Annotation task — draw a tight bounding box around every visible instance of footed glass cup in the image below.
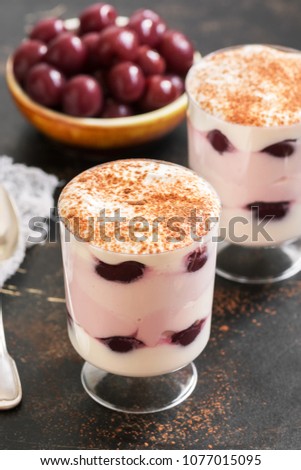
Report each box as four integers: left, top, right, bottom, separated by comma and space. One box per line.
58, 159, 220, 413
186, 45, 301, 284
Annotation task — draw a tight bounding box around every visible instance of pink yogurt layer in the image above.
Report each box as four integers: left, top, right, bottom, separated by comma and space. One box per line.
188, 122, 301, 208
64, 242, 216, 347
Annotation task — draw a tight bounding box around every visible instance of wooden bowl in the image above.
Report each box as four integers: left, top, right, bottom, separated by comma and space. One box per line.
6, 15, 190, 149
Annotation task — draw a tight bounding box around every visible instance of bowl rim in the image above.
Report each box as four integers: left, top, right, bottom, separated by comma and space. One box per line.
6, 55, 188, 130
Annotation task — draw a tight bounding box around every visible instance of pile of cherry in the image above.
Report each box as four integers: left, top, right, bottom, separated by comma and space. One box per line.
12, 3, 195, 118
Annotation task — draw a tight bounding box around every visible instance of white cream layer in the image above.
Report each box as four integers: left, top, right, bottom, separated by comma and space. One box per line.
68, 319, 211, 377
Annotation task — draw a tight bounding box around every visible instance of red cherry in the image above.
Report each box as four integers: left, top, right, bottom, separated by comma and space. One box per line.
13, 39, 47, 83
207, 130, 233, 154
246, 201, 291, 220
171, 319, 206, 346
95, 259, 146, 282
82, 32, 101, 71
100, 336, 144, 352
262, 140, 295, 157
186, 248, 208, 272
96, 26, 139, 66
25, 63, 65, 107
96, 26, 121, 66
136, 45, 166, 76
165, 74, 185, 95
102, 98, 134, 118
140, 75, 178, 111
79, 3, 117, 34
128, 8, 167, 47
62, 75, 103, 117
46, 32, 87, 75
108, 61, 145, 103
29, 17, 65, 44
159, 29, 194, 75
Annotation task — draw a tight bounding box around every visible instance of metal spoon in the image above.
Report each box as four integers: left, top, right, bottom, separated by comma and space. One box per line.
0, 185, 22, 409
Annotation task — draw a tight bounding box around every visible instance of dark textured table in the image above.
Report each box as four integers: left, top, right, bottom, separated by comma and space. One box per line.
1, 0, 301, 450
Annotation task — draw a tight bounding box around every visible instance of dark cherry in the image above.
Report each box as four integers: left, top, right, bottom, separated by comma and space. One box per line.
45, 32, 87, 75
13, 39, 47, 83
246, 201, 291, 220
93, 69, 110, 95
186, 247, 208, 272
95, 259, 146, 283
62, 75, 103, 117
79, 3, 117, 35
128, 8, 167, 47
115, 28, 139, 61
136, 45, 166, 76
102, 98, 134, 117
25, 63, 65, 107
100, 336, 144, 352
108, 61, 145, 103
159, 29, 194, 75
171, 319, 206, 346
29, 17, 65, 44
165, 74, 185, 95
207, 129, 233, 154
96, 25, 120, 66
82, 32, 101, 70
96, 26, 139, 66
139, 75, 178, 111
262, 140, 296, 158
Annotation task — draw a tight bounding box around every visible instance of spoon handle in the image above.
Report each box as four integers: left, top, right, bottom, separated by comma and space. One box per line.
0, 293, 22, 409
0, 293, 8, 357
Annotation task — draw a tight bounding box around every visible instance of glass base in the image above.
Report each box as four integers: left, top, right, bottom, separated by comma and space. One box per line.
216, 238, 301, 284
81, 361, 197, 414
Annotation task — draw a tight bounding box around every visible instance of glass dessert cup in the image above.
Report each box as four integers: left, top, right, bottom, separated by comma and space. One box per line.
186, 44, 301, 284
214, 239, 301, 284
58, 159, 220, 413
80, 362, 198, 414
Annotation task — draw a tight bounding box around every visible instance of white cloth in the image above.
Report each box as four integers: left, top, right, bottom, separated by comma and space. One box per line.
0, 156, 58, 287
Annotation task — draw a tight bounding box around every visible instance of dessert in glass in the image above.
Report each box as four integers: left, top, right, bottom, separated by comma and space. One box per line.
186, 45, 301, 283
58, 159, 220, 413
